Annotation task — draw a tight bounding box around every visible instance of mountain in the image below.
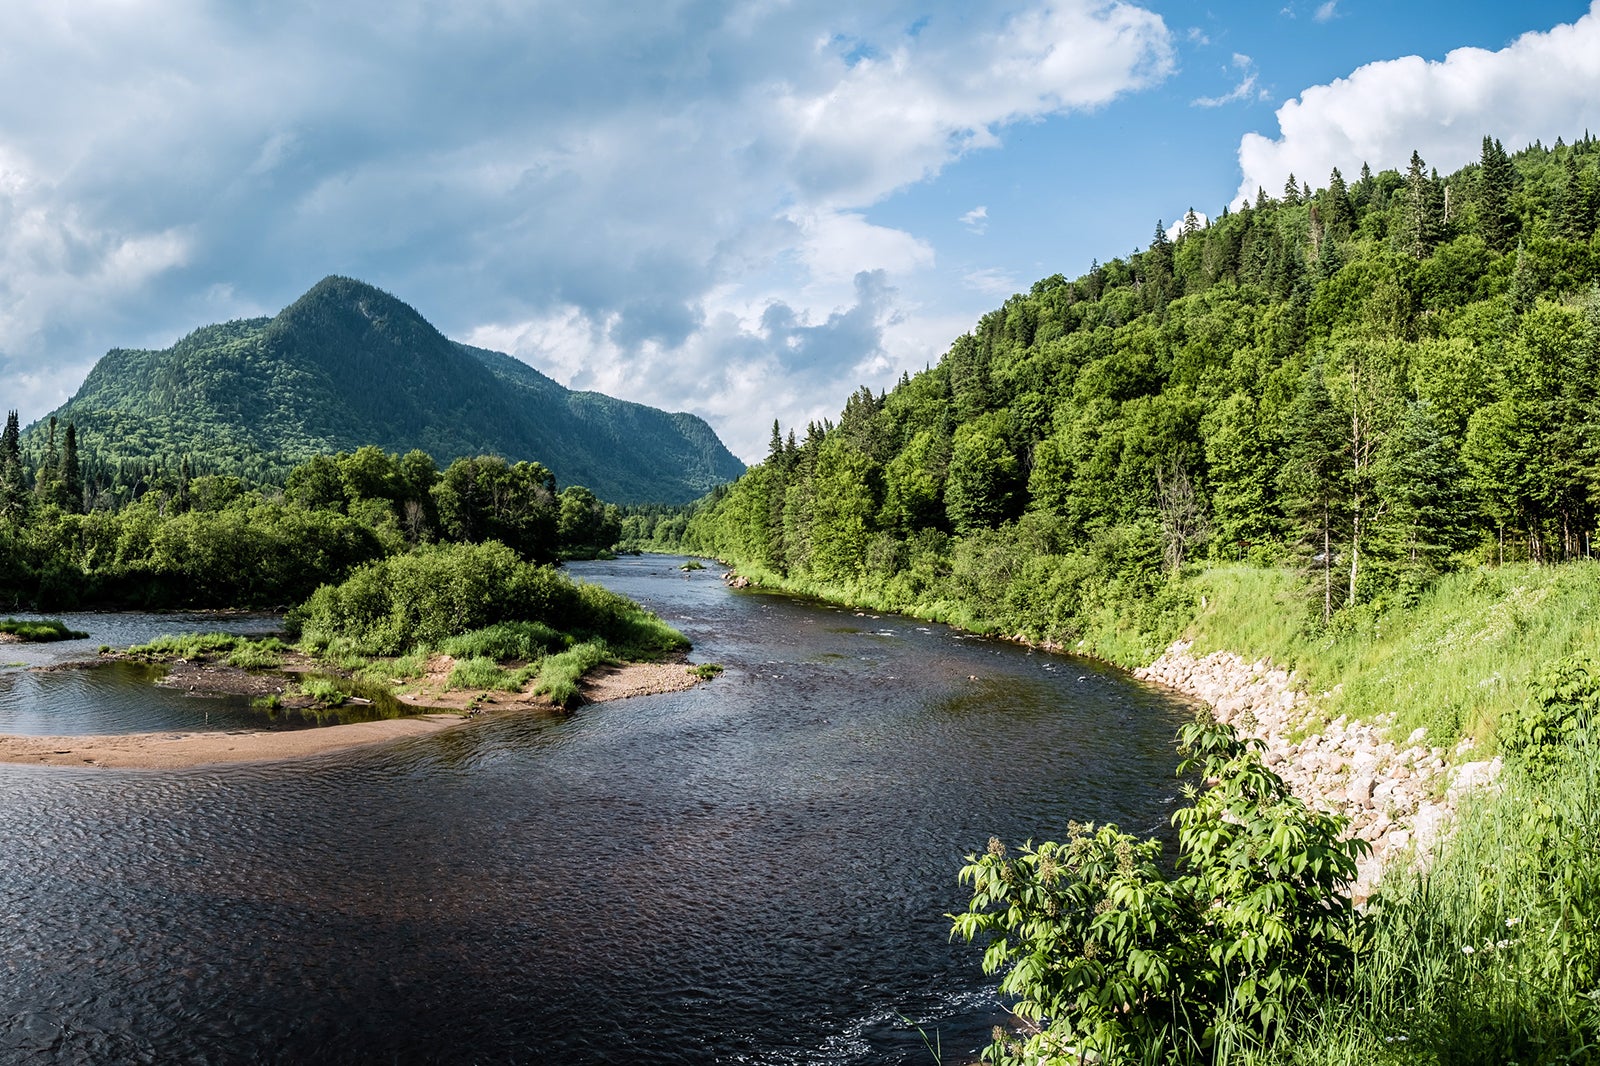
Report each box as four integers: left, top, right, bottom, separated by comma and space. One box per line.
34, 276, 745, 503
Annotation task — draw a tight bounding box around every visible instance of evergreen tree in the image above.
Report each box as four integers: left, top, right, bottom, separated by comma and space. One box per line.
1277, 363, 1349, 623
1477, 136, 1516, 250
1282, 174, 1302, 205
0, 410, 27, 521
62, 422, 82, 513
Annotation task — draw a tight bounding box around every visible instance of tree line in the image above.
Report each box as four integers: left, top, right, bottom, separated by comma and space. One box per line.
0, 429, 624, 610
677, 133, 1600, 638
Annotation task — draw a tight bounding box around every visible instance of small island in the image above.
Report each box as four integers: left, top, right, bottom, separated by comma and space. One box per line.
0, 542, 715, 769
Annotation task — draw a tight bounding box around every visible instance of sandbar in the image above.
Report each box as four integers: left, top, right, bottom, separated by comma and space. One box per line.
0, 659, 706, 770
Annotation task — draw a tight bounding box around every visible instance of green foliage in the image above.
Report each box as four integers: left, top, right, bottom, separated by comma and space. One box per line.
296, 675, 347, 707
1503, 656, 1599, 759
226, 638, 288, 669
0, 617, 88, 641
688, 662, 724, 679
294, 540, 686, 660
952, 719, 1368, 1064
676, 134, 1600, 645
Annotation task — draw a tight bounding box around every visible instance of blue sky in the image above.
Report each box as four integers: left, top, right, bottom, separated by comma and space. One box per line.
1, 1, 1597, 464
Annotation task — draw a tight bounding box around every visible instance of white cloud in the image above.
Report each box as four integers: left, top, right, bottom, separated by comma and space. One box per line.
959, 205, 989, 234
963, 268, 1020, 296
0, 0, 1177, 463
1314, 1, 1339, 23
1236, 2, 1600, 206
1192, 53, 1261, 108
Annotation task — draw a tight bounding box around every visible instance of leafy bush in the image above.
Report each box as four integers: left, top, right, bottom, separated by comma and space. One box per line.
1504, 657, 1599, 758
952, 718, 1368, 1063
295, 540, 686, 658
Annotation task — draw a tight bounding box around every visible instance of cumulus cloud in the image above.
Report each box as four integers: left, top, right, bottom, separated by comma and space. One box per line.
0, 0, 1176, 459
1235, 2, 1600, 206
959, 206, 989, 234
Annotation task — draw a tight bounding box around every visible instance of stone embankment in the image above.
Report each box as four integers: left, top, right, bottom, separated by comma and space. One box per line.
1135, 640, 1501, 901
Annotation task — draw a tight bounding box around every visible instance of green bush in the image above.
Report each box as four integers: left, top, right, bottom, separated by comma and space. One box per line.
294, 540, 686, 658
952, 718, 1368, 1063
0, 617, 88, 641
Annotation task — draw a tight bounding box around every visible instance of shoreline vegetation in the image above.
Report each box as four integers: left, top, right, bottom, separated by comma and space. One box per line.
0, 617, 89, 642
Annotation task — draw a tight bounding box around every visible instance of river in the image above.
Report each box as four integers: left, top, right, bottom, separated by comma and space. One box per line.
0, 556, 1192, 1064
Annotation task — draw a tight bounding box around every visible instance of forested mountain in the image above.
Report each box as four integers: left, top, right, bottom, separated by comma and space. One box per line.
683, 134, 1600, 639
25, 276, 744, 504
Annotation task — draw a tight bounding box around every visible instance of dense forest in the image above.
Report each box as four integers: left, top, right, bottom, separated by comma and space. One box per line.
680, 134, 1600, 644
20, 275, 744, 505
0, 421, 623, 610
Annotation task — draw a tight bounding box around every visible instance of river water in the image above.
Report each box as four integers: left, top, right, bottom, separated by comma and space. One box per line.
0, 556, 1192, 1064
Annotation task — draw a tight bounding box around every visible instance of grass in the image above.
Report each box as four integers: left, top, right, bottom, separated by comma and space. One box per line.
356, 648, 431, 685
438, 621, 568, 661
296, 675, 347, 707
531, 640, 611, 707
1277, 731, 1600, 1065
688, 662, 724, 680
1, 617, 89, 641
125, 632, 292, 669
1183, 562, 1600, 752
445, 655, 536, 692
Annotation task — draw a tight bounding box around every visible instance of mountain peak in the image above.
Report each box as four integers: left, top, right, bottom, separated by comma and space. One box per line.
36, 277, 745, 503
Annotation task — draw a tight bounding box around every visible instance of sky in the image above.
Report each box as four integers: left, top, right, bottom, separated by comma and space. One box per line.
2, 1, 1599, 464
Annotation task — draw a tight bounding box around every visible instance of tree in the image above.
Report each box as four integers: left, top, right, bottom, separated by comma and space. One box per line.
1155, 462, 1209, 572
61, 423, 82, 513
945, 416, 1019, 534
0, 410, 27, 522
1477, 135, 1516, 250
1277, 363, 1349, 622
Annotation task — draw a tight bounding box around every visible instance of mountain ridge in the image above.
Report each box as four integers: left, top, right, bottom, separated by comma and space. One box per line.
33, 276, 744, 504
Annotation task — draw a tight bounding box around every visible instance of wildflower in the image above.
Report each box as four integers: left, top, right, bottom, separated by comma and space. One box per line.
1462, 945, 1475, 955
1505, 916, 1521, 928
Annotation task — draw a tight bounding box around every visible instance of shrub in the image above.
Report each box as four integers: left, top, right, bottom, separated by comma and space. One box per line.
952, 718, 1368, 1063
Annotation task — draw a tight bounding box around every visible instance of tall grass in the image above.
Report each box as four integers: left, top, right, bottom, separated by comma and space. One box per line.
1280, 735, 1600, 1064
530, 640, 611, 707
1186, 562, 1600, 751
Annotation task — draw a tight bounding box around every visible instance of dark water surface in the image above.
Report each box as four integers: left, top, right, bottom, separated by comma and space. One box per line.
0, 557, 1192, 1064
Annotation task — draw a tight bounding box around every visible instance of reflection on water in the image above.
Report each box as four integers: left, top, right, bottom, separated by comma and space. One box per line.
0, 557, 1193, 1064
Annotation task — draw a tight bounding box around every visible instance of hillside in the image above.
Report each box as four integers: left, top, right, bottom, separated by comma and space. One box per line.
31, 276, 744, 504
682, 133, 1600, 649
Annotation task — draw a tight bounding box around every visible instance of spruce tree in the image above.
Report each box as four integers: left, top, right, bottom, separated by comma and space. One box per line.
1478, 136, 1516, 250
0, 410, 26, 521
1277, 363, 1349, 623
62, 422, 82, 513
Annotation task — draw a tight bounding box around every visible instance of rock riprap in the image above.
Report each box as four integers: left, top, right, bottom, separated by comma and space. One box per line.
1135, 640, 1500, 902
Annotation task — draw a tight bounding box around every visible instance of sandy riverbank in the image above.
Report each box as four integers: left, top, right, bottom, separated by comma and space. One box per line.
0, 659, 706, 770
